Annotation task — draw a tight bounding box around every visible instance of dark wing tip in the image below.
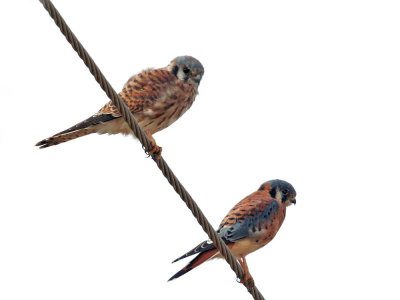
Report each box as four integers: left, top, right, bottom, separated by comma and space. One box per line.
35, 140, 45, 147
171, 254, 189, 265
171, 240, 215, 264
35, 139, 50, 149
35, 139, 57, 149
171, 257, 180, 264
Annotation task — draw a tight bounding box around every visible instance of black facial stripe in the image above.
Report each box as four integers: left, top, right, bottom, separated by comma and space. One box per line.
269, 188, 276, 198
282, 194, 288, 202
172, 65, 179, 77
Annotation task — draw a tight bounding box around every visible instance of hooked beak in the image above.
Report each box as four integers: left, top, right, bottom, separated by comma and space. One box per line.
291, 198, 296, 205
194, 74, 202, 84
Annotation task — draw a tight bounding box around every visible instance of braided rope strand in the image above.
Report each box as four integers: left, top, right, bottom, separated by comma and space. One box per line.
38, 1, 265, 299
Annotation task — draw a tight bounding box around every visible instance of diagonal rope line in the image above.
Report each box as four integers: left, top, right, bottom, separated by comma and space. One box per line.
37, 1, 265, 299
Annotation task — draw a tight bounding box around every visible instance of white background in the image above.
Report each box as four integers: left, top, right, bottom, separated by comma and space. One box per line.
1, 1, 399, 299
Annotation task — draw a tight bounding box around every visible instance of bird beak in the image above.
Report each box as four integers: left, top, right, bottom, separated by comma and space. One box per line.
291, 198, 296, 205
194, 74, 202, 84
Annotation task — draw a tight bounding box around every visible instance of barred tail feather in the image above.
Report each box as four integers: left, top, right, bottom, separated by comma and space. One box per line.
35, 127, 98, 148
168, 249, 219, 281
35, 114, 117, 148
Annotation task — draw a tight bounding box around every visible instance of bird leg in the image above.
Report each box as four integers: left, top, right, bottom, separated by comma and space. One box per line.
238, 255, 254, 288
144, 130, 162, 159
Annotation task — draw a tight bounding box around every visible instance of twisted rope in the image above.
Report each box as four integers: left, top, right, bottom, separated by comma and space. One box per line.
38, 1, 265, 299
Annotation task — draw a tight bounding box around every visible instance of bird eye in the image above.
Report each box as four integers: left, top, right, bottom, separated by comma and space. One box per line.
183, 67, 190, 74
282, 189, 289, 195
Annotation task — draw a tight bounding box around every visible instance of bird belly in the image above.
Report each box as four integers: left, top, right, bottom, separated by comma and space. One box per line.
215, 225, 278, 259
96, 118, 132, 135
229, 238, 268, 257
136, 102, 189, 134
214, 238, 266, 260
95, 99, 191, 137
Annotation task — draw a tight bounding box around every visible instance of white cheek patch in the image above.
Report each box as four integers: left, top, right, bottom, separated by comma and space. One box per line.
275, 190, 283, 202
177, 69, 185, 81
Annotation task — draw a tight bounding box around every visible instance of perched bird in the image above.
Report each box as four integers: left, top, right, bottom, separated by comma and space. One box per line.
35, 56, 204, 157
169, 179, 296, 286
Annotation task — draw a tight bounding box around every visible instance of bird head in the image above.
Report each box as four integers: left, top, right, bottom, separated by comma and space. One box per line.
259, 179, 297, 207
168, 56, 204, 88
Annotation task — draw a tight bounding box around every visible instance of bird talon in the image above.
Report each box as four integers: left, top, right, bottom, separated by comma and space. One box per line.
246, 276, 255, 288
147, 144, 162, 159
239, 274, 255, 288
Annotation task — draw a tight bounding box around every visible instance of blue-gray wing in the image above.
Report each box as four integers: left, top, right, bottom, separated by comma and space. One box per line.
171, 200, 280, 264
217, 200, 279, 242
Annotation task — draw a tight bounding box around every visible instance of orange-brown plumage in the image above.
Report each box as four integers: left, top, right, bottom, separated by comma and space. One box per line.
35, 56, 204, 156
169, 179, 296, 285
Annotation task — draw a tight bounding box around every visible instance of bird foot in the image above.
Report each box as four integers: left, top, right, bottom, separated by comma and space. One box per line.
144, 130, 162, 159
239, 274, 254, 288
147, 142, 162, 159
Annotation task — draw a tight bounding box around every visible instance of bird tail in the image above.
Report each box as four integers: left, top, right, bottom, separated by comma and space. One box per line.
35, 114, 118, 149
168, 248, 220, 281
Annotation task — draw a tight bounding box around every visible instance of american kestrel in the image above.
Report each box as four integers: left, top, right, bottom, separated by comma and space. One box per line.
169, 179, 296, 286
35, 56, 204, 157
